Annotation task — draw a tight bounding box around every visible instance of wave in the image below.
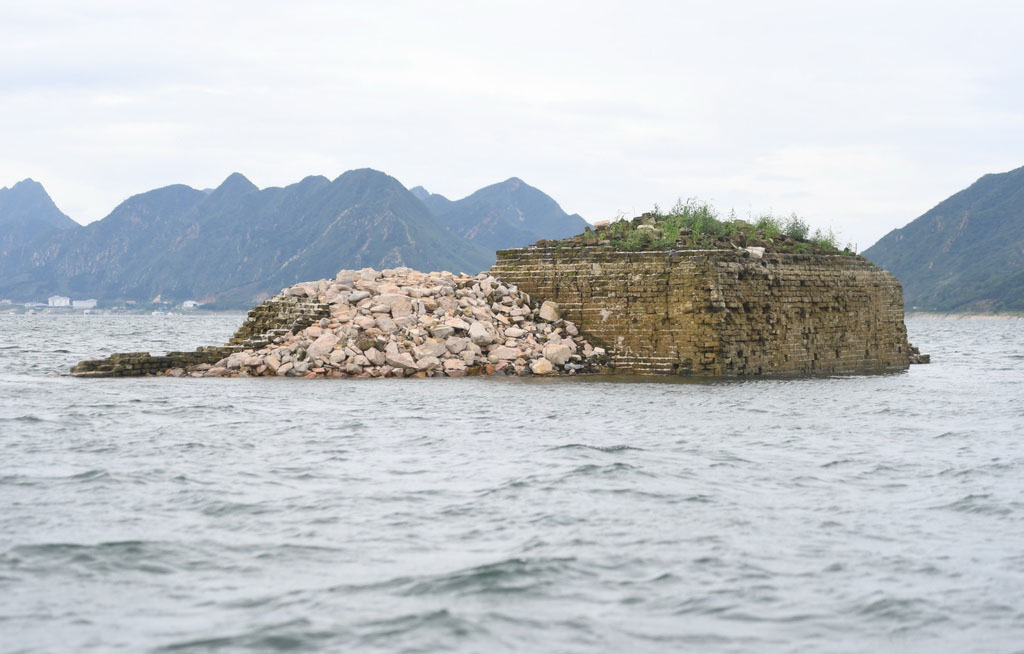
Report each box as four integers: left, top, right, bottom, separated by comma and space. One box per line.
935, 493, 1014, 516
549, 443, 646, 452
156, 618, 336, 652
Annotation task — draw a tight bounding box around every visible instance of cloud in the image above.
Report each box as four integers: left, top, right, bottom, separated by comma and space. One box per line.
0, 0, 1022, 250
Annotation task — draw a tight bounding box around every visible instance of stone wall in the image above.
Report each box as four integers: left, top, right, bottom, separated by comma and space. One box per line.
490, 245, 909, 376
71, 296, 330, 377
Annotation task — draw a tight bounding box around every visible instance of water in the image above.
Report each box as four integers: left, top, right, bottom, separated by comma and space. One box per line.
1, 314, 1023, 653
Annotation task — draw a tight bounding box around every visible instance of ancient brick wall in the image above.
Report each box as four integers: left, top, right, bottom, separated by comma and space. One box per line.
491, 245, 909, 376
71, 296, 330, 377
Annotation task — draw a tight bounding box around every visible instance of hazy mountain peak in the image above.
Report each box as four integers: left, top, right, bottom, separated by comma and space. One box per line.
10, 178, 45, 193
298, 174, 330, 186
409, 185, 430, 200
0, 178, 78, 232
214, 172, 258, 195
334, 168, 392, 184
429, 176, 587, 250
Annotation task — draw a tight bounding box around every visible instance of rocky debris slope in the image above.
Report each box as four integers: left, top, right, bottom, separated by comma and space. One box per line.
185, 268, 608, 378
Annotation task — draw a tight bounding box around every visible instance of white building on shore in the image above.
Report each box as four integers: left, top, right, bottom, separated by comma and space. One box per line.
181, 300, 201, 309
73, 299, 98, 310
48, 295, 70, 307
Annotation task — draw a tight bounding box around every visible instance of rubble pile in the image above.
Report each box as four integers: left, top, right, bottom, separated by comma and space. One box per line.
188, 268, 608, 379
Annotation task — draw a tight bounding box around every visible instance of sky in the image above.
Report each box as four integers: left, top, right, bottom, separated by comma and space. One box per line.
1, 0, 1023, 250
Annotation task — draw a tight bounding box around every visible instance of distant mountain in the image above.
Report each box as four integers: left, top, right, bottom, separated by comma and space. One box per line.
415, 178, 589, 252
0, 170, 495, 307
409, 186, 454, 216
863, 165, 1024, 312
0, 179, 79, 255
1, 170, 588, 308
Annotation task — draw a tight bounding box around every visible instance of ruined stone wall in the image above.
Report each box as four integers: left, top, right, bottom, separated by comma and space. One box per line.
490, 245, 909, 376
71, 296, 330, 377
226, 295, 330, 350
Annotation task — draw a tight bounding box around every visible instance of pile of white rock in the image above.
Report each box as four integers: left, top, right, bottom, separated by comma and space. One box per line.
199, 267, 608, 378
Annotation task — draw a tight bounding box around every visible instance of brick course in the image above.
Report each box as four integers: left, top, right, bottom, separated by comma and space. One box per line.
490, 245, 909, 376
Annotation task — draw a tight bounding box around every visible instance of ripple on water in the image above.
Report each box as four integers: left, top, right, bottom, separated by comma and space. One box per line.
1, 314, 1024, 653
548, 443, 646, 452
155, 618, 339, 653
936, 493, 1015, 516
400, 557, 583, 597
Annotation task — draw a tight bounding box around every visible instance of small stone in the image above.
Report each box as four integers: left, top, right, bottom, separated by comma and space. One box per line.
446, 337, 470, 354
445, 317, 471, 331
414, 339, 447, 360
443, 359, 466, 372
344, 361, 363, 375
491, 345, 522, 360
416, 356, 441, 371
386, 350, 417, 370
430, 326, 455, 339
376, 315, 398, 333
354, 316, 376, 330
365, 347, 386, 366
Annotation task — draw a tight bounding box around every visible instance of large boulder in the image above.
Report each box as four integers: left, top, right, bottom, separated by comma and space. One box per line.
468, 322, 493, 346
307, 333, 339, 361
530, 358, 554, 375
543, 343, 572, 366
414, 340, 447, 360
539, 300, 560, 322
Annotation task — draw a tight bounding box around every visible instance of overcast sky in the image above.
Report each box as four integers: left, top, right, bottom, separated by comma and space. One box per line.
2, 0, 1022, 249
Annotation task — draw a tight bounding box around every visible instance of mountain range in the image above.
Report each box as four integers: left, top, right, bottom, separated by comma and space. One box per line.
0, 170, 589, 308
863, 165, 1024, 312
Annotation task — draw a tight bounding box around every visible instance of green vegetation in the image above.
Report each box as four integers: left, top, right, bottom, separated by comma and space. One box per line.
572, 199, 854, 256
862, 165, 1024, 312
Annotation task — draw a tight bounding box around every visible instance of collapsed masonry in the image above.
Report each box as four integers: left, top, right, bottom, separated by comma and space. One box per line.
72, 241, 920, 379
71, 269, 605, 378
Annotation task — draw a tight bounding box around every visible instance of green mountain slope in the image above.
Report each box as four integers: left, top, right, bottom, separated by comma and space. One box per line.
862, 166, 1024, 312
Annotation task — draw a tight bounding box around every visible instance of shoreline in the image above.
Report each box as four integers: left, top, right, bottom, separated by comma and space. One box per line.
907, 312, 1024, 320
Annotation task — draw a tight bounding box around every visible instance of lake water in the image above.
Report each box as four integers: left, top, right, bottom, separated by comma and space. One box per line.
1, 314, 1022, 653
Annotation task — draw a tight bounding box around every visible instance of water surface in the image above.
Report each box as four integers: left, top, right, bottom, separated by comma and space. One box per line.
1, 314, 1022, 653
